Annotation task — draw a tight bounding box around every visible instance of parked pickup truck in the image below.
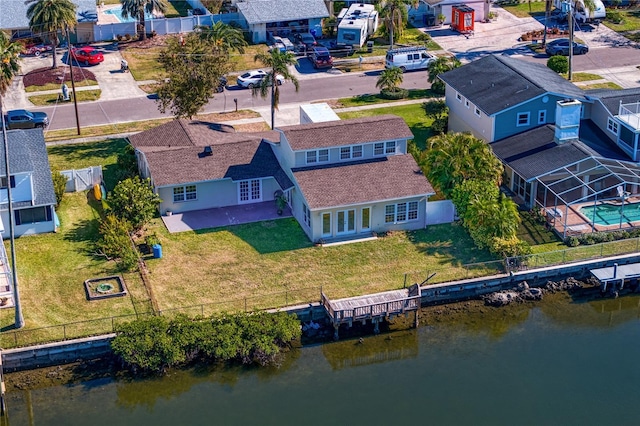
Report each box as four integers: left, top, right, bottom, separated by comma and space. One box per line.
1, 109, 49, 129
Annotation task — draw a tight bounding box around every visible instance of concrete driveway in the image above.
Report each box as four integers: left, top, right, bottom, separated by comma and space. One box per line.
6, 42, 147, 110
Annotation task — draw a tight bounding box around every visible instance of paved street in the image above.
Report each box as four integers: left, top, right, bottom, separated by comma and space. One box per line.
6, 4, 640, 131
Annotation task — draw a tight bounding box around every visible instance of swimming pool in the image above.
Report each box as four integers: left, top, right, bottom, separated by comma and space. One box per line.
104, 7, 156, 23
579, 202, 640, 226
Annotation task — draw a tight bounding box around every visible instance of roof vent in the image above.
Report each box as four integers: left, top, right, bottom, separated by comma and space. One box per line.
203, 146, 213, 156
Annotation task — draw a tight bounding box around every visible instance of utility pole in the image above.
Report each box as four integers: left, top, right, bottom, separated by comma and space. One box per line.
0, 102, 24, 330
568, 1, 573, 81
66, 28, 81, 135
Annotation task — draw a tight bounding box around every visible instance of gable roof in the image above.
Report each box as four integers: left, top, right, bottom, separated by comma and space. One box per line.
129, 120, 293, 189
292, 154, 434, 209
236, 0, 329, 25
0, 0, 97, 30
1, 128, 56, 207
279, 115, 414, 151
490, 125, 594, 181
585, 87, 640, 116
439, 55, 586, 116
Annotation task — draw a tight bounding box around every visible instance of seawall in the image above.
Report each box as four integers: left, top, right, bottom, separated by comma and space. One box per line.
3, 252, 639, 372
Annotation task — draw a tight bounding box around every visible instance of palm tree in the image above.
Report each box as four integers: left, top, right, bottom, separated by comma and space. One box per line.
26, 0, 77, 69
253, 49, 299, 129
0, 30, 25, 329
120, 0, 168, 41
195, 21, 247, 54
381, 0, 417, 49
422, 132, 502, 197
427, 55, 461, 94
376, 66, 403, 92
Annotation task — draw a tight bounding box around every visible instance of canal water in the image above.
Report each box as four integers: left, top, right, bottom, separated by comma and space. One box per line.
4, 293, 640, 426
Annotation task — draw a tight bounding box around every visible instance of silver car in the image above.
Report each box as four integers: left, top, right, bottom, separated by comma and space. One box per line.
236, 70, 285, 89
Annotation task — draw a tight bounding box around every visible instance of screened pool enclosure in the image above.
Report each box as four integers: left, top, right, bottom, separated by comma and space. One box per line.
518, 157, 640, 238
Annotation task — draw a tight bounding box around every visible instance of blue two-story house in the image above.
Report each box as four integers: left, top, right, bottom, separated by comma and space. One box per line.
439, 54, 587, 142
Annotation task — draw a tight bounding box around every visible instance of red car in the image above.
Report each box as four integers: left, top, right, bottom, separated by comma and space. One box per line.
70, 46, 104, 66
21, 43, 52, 56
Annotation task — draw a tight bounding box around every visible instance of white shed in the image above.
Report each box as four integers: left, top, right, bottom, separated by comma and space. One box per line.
299, 103, 341, 124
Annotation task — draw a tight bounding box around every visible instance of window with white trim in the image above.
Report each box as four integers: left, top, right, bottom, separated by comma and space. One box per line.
384, 201, 419, 223
465, 100, 470, 108
517, 112, 530, 127
340, 145, 364, 160
374, 141, 397, 156
239, 179, 261, 203
456, 93, 462, 102
538, 110, 546, 124
475, 107, 481, 117
607, 118, 619, 134
173, 184, 197, 202
303, 204, 311, 226
306, 149, 329, 164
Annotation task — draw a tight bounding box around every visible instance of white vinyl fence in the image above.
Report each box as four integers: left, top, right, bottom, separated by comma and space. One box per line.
60, 166, 103, 193
93, 13, 241, 41
425, 199, 456, 225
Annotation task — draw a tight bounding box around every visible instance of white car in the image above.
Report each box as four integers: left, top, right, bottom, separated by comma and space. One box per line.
236, 70, 285, 89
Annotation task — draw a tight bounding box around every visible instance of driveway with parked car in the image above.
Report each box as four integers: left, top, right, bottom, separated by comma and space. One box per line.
70, 46, 105, 66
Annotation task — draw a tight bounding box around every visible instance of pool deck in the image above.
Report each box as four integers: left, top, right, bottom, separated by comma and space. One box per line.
97, 4, 165, 24
544, 199, 640, 237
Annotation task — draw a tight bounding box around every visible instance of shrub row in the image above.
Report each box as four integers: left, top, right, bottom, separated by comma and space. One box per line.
111, 312, 302, 374
564, 228, 640, 247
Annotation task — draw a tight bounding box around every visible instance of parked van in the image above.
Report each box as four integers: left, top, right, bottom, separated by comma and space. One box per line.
385, 47, 435, 72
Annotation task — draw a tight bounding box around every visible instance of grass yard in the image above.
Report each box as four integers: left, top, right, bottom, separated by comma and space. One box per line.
578, 82, 623, 90
337, 89, 436, 108
603, 8, 640, 33
24, 80, 98, 93
0, 192, 150, 338
142, 219, 494, 312
28, 89, 102, 106
498, 1, 547, 18
121, 46, 166, 82
338, 103, 434, 150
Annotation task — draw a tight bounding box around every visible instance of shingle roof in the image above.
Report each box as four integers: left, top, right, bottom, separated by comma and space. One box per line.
439, 55, 586, 116
585, 87, 640, 116
279, 115, 414, 151
1, 128, 56, 207
292, 154, 434, 209
0, 0, 97, 30
129, 120, 292, 189
490, 125, 593, 180
236, 0, 329, 25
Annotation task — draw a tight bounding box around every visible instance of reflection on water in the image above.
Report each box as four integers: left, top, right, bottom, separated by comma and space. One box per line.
4, 293, 640, 426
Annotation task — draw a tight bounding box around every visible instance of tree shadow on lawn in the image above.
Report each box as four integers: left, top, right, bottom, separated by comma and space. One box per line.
195, 218, 312, 255
406, 223, 494, 266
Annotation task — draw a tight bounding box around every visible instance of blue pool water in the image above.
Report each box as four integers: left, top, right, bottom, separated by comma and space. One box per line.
579, 202, 640, 226
104, 7, 156, 23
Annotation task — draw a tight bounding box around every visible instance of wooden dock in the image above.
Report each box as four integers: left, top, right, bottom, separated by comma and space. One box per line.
321, 284, 421, 340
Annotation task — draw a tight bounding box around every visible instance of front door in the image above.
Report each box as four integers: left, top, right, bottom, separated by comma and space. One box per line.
337, 209, 355, 235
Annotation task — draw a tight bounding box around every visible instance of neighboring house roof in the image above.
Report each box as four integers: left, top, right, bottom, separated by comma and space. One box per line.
0, 0, 97, 30
292, 155, 434, 209
585, 87, 640, 116
1, 128, 56, 207
129, 119, 293, 189
439, 55, 586, 116
279, 115, 414, 151
236, 0, 329, 25
490, 125, 594, 181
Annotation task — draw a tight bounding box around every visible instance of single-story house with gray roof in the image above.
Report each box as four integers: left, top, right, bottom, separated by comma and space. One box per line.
1, 0, 96, 44
440, 54, 588, 142
0, 128, 57, 239
129, 115, 436, 242
129, 120, 293, 218
236, 0, 329, 43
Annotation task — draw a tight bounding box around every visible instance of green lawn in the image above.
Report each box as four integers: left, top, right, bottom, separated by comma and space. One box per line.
338, 89, 437, 108
28, 89, 101, 106
498, 1, 547, 18
338, 103, 434, 150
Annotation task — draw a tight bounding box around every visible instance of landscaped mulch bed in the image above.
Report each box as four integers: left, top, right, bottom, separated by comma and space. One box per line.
23, 66, 96, 88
